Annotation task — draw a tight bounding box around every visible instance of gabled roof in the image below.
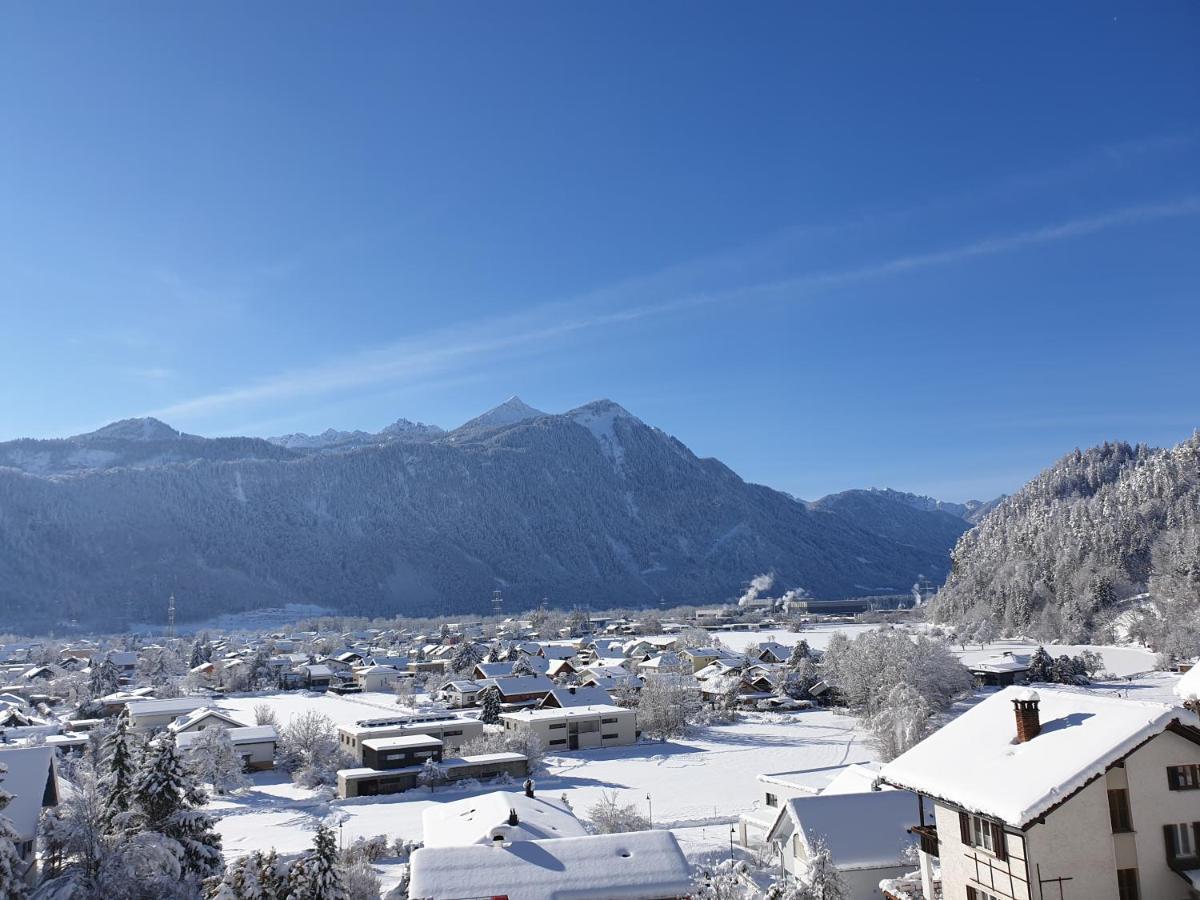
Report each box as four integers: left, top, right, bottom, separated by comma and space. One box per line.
767, 789, 916, 870
176, 724, 278, 750
168, 707, 246, 733
540, 686, 613, 708
881, 685, 1200, 827
421, 790, 588, 847
409, 830, 692, 900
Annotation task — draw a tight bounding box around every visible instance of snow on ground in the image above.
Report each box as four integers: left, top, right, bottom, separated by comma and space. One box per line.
217, 690, 410, 728
948, 638, 1157, 677
672, 623, 880, 654
206, 708, 875, 869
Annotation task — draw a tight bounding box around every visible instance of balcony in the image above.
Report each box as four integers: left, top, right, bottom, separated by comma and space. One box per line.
910, 823, 940, 857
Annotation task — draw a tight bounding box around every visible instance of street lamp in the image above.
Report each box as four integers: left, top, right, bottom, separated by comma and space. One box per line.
645, 793, 652, 827
729, 825, 736, 864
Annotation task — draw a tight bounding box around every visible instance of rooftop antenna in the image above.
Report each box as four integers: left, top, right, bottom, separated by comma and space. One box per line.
492, 590, 503, 618
166, 593, 176, 639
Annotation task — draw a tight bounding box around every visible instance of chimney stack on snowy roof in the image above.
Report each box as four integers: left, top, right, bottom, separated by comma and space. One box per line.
1013, 689, 1041, 743
524, 777, 535, 798
507, 808, 519, 827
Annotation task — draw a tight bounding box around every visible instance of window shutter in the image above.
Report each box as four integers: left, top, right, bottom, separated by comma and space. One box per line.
959, 811, 972, 844
966, 888, 978, 900
992, 822, 1008, 860
1168, 767, 1180, 790
1164, 824, 1178, 860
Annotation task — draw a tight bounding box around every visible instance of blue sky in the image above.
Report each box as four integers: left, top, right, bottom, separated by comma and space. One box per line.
2, 2, 1198, 502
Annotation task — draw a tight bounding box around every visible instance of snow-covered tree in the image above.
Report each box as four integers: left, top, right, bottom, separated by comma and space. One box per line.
450, 642, 481, 675
337, 858, 380, 900
131, 734, 224, 885
785, 641, 811, 668
0, 760, 28, 900
868, 682, 932, 762
510, 655, 536, 678
100, 718, 138, 830
186, 727, 249, 796
279, 711, 348, 788
586, 791, 649, 834
89, 657, 121, 698
478, 685, 502, 725
287, 824, 345, 900
636, 670, 701, 741
795, 838, 846, 900
416, 758, 447, 788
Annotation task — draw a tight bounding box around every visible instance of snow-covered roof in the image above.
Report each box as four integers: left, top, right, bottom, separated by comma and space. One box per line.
768, 789, 916, 870
408, 830, 692, 900
1176, 665, 1200, 703
541, 686, 613, 708
479, 675, 555, 697
0, 746, 56, 840
968, 653, 1031, 674
821, 763, 886, 795
124, 697, 211, 719
361, 734, 443, 752
421, 790, 588, 847
168, 707, 245, 733
502, 704, 630, 723
881, 685, 1199, 827
176, 724, 277, 750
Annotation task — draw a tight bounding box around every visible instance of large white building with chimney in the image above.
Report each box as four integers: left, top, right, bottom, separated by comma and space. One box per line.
882, 686, 1200, 900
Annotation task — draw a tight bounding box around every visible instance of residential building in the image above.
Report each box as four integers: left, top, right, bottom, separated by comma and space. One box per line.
407, 829, 693, 900
123, 697, 212, 732
765, 790, 916, 900
882, 686, 1200, 900
501, 704, 636, 751
336, 712, 483, 755
421, 787, 588, 847
176, 725, 278, 771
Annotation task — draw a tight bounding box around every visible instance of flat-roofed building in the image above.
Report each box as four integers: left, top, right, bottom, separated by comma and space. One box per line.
501, 704, 636, 752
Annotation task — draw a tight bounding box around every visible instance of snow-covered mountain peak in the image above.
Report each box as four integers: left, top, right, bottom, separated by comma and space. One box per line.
568, 400, 639, 469
460, 396, 546, 430
76, 417, 182, 443
379, 418, 445, 438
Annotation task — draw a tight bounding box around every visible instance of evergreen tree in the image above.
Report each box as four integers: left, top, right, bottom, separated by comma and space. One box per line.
511, 655, 536, 678
478, 685, 502, 725
1026, 646, 1055, 682
485, 644, 501, 664
797, 838, 847, 900
0, 762, 28, 900
287, 824, 345, 900
450, 642, 481, 675
786, 641, 811, 668
101, 717, 138, 830
132, 734, 224, 884
89, 657, 121, 698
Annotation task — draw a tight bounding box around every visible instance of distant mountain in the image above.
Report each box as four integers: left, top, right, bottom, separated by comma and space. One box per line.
931, 433, 1200, 640
810, 490, 973, 554
848, 488, 1004, 524
0, 417, 297, 476
0, 398, 969, 632
450, 396, 546, 438
269, 418, 444, 452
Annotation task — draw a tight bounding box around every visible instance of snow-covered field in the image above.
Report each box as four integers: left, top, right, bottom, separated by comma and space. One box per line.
205, 706, 875, 886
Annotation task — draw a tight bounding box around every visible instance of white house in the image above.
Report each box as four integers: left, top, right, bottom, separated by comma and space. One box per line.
354, 664, 408, 692
176, 724, 278, 771
407, 829, 693, 900
501, 704, 637, 751
882, 686, 1200, 900
167, 707, 246, 734
765, 789, 917, 900
124, 697, 212, 732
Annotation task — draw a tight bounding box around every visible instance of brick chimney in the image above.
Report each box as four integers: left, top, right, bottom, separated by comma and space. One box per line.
507, 808, 519, 826
524, 777, 535, 799
1013, 689, 1041, 743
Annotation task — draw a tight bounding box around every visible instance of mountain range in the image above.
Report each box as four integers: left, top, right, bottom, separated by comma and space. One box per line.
0, 398, 983, 632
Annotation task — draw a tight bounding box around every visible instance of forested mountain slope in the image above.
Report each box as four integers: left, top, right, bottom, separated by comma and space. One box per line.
0, 400, 963, 632
931, 433, 1200, 641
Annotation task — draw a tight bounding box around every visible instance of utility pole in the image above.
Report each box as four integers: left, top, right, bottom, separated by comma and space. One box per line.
166, 593, 176, 639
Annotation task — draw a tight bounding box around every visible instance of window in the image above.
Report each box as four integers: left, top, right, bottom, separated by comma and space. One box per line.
602, 732, 619, 739
959, 812, 1007, 860
549, 739, 566, 746
966, 889, 1001, 900
765, 792, 778, 808
1107, 788, 1133, 833
549, 723, 566, 730
1166, 822, 1196, 859
576, 720, 599, 733
601, 717, 618, 724
1168, 764, 1200, 790
1116, 868, 1140, 900
444, 729, 462, 737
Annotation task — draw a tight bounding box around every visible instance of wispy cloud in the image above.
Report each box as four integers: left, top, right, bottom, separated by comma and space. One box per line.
147, 195, 1200, 427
